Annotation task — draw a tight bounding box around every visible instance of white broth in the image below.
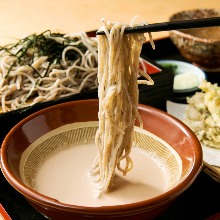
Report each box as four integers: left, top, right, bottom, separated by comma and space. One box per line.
34, 143, 168, 207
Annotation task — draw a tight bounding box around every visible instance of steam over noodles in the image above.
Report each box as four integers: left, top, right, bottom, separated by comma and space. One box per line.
90, 18, 154, 195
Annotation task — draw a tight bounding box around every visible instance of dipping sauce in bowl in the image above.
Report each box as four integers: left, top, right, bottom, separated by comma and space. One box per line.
19, 121, 182, 207
1, 99, 202, 220
31, 143, 174, 206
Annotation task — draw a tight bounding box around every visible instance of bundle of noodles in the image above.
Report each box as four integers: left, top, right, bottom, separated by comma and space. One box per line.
90, 18, 154, 195
0, 31, 98, 113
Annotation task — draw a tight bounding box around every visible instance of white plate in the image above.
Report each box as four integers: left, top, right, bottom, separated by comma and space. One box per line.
166, 100, 220, 167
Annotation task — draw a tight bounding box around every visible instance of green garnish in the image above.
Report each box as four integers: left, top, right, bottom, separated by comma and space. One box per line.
160, 64, 177, 74
0, 30, 87, 77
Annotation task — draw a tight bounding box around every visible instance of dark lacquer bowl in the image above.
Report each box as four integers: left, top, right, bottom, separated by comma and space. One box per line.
0, 99, 202, 220
169, 9, 220, 72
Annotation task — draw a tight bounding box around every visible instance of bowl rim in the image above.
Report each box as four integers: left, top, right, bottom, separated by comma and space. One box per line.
169, 8, 220, 43
0, 99, 203, 214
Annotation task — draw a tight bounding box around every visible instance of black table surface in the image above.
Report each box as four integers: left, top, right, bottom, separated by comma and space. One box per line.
1, 37, 220, 220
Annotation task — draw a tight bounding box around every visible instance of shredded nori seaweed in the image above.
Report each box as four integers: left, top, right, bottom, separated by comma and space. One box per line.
0, 30, 87, 77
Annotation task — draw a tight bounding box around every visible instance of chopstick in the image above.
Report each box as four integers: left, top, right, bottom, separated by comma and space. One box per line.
96, 17, 220, 35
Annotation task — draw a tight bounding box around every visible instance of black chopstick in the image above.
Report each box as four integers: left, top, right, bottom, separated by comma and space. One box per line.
96, 17, 220, 35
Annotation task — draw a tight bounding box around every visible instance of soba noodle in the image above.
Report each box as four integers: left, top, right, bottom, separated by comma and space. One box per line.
90, 18, 154, 195
0, 31, 98, 113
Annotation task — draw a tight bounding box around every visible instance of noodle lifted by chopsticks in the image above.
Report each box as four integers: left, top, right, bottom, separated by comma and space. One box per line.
90, 18, 154, 195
